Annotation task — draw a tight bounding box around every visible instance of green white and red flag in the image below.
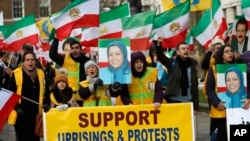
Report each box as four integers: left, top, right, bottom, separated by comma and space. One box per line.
0, 88, 21, 131
152, 1, 190, 48
192, 0, 228, 49
50, 0, 99, 41
70, 28, 82, 39
80, 3, 130, 47
80, 27, 99, 47
186, 31, 194, 51
99, 3, 130, 39
242, 0, 250, 30
121, 10, 155, 51
3, 15, 39, 52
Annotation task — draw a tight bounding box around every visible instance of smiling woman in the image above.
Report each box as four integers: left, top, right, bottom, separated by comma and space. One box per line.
217, 67, 247, 108
99, 40, 131, 84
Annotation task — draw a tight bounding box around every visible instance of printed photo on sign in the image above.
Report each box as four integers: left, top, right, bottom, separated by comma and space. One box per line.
98, 38, 131, 84
216, 64, 247, 108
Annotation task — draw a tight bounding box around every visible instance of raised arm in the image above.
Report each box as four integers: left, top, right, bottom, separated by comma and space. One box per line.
155, 40, 173, 71
49, 38, 65, 66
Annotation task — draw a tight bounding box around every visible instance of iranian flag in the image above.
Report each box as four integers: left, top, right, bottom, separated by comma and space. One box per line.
32, 40, 52, 67
100, 3, 130, 39
3, 15, 39, 52
192, 0, 228, 49
242, 0, 250, 30
0, 88, 20, 131
216, 64, 247, 93
122, 10, 155, 51
152, 1, 190, 48
80, 3, 130, 48
70, 28, 82, 39
186, 31, 194, 51
50, 0, 99, 41
80, 27, 99, 47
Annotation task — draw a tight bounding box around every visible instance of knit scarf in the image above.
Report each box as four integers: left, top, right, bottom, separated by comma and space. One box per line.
22, 67, 38, 82
86, 76, 98, 84
176, 56, 191, 96
53, 87, 73, 104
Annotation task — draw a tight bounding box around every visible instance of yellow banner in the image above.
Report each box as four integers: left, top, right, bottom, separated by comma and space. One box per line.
36, 17, 54, 39
44, 103, 194, 141
161, 0, 211, 12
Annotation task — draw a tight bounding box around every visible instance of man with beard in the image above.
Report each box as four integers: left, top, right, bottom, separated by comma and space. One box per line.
49, 37, 89, 106
155, 38, 199, 115
231, 18, 249, 61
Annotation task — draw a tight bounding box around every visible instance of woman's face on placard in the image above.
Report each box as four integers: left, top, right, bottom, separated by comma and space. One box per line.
108, 45, 124, 69
225, 71, 240, 94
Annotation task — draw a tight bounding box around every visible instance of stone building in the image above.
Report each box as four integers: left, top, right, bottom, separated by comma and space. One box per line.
0, 0, 134, 25
0, 0, 71, 24
0, 0, 243, 25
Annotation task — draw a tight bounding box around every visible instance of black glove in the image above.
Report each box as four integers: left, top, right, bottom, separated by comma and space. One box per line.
43, 104, 50, 113
44, 62, 55, 79
93, 78, 103, 90
14, 105, 24, 115
111, 82, 122, 92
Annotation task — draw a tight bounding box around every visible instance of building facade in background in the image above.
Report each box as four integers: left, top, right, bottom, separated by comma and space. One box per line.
0, 0, 70, 24
0, 0, 243, 27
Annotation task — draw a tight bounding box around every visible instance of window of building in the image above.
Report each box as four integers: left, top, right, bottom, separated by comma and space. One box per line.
12, 0, 24, 18
39, 0, 51, 17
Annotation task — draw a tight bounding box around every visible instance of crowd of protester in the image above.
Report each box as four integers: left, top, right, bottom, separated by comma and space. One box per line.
1, 17, 250, 141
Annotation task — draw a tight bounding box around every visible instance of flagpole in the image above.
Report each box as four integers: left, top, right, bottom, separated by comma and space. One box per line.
210, 0, 213, 43
7, 52, 13, 67
1, 87, 44, 107
21, 96, 44, 107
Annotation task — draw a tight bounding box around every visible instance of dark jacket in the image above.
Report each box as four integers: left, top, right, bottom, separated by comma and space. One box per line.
205, 67, 221, 107
147, 43, 157, 67
51, 87, 74, 107
0, 63, 10, 88
8, 69, 50, 123
231, 37, 248, 53
156, 44, 199, 111
201, 51, 213, 70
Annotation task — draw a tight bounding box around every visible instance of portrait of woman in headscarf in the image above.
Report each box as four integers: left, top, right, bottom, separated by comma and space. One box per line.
217, 67, 247, 108
99, 40, 131, 84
